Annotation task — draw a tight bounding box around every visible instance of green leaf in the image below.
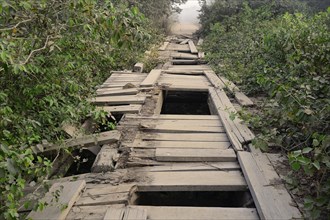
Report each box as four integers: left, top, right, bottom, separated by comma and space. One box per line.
291, 161, 301, 171
6, 158, 18, 175
302, 147, 313, 154
312, 161, 320, 170
312, 139, 320, 147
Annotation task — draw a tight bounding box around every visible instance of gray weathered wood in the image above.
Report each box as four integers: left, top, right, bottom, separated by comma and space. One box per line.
171, 59, 198, 65
133, 63, 144, 73
198, 51, 205, 59
103, 207, 125, 220
140, 69, 162, 87
159, 42, 169, 51
124, 207, 147, 220
139, 123, 225, 133
171, 52, 198, 59
137, 171, 247, 191
188, 40, 198, 54
238, 151, 300, 220
96, 88, 138, 96
179, 39, 190, 45
163, 70, 204, 75
128, 206, 258, 220
136, 132, 229, 142
90, 95, 146, 105
235, 92, 254, 106
44, 130, 121, 152
197, 38, 204, 46
127, 140, 231, 149
124, 114, 219, 120
27, 180, 86, 220
92, 144, 118, 173
204, 70, 225, 89
97, 105, 142, 114
155, 148, 236, 162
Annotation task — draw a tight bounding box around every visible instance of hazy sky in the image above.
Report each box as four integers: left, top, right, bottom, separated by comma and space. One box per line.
177, 0, 201, 24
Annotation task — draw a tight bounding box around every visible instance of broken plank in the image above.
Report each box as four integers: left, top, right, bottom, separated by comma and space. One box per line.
124, 114, 219, 120
129, 206, 258, 220
219, 76, 240, 93
188, 40, 198, 54
132, 162, 240, 172
171, 52, 198, 59
96, 88, 139, 96
90, 95, 146, 105
140, 69, 162, 87
159, 42, 169, 51
97, 105, 142, 114
238, 151, 300, 220
133, 63, 144, 73
137, 171, 247, 191
204, 70, 225, 89
136, 132, 229, 142
91, 144, 118, 173
235, 91, 254, 106
127, 140, 231, 150
27, 180, 86, 220
139, 123, 225, 133
179, 39, 190, 45
44, 130, 121, 152
155, 148, 236, 162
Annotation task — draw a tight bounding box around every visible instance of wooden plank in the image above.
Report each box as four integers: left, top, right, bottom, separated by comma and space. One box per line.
137, 171, 247, 191
97, 105, 142, 114
122, 118, 223, 127
133, 62, 144, 73
132, 162, 240, 172
140, 69, 162, 87
160, 84, 210, 92
171, 52, 198, 59
139, 123, 225, 133
188, 40, 198, 54
90, 95, 146, 105
154, 90, 163, 115
97, 88, 138, 96
136, 132, 229, 142
159, 41, 169, 51
27, 180, 86, 220
67, 205, 124, 220
198, 51, 205, 59
127, 140, 231, 149
44, 131, 121, 152
167, 65, 210, 70
179, 39, 190, 45
128, 206, 258, 220
163, 70, 204, 75
235, 91, 254, 106
204, 70, 225, 89
103, 207, 125, 220
238, 151, 300, 220
219, 76, 240, 93
209, 88, 243, 151
75, 192, 128, 206
171, 59, 198, 65
91, 144, 118, 173
197, 38, 204, 46
155, 148, 236, 162
124, 114, 219, 120
124, 207, 147, 220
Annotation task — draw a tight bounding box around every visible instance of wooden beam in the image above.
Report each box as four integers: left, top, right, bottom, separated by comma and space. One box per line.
96, 88, 138, 96
204, 70, 225, 89
128, 206, 258, 220
238, 151, 301, 220
188, 40, 198, 54
140, 69, 162, 87
91, 144, 118, 173
97, 105, 142, 114
136, 132, 229, 142
124, 114, 219, 120
137, 171, 247, 191
235, 92, 254, 106
139, 123, 225, 133
155, 148, 236, 162
27, 180, 86, 220
133, 62, 144, 73
90, 95, 146, 105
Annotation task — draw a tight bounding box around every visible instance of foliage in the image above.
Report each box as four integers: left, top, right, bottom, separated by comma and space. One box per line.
201, 2, 330, 218
0, 0, 156, 218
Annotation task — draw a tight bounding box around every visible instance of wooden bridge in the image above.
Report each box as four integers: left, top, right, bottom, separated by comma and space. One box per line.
24, 37, 301, 220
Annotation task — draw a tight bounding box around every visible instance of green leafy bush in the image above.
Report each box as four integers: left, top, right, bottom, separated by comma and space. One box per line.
201, 3, 330, 218
0, 0, 155, 218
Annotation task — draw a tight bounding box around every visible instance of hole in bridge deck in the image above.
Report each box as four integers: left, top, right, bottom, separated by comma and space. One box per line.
131, 191, 255, 208
161, 91, 211, 115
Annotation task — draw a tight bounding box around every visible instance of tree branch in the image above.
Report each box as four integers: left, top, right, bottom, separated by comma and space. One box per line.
0, 19, 32, 31
20, 36, 50, 65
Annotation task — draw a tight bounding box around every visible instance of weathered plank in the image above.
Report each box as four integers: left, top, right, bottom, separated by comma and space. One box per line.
219, 76, 240, 92
123, 118, 223, 127
159, 41, 169, 51
235, 91, 254, 106
167, 65, 211, 70
132, 162, 240, 172
204, 70, 225, 89
124, 114, 219, 120
155, 148, 236, 162
140, 69, 162, 87
75, 192, 128, 206
90, 95, 146, 105
209, 88, 243, 151
163, 70, 204, 75
27, 180, 86, 220
44, 130, 121, 152
96, 88, 139, 96
137, 171, 247, 191
92, 144, 118, 173
238, 151, 300, 220
198, 51, 205, 59
128, 206, 259, 220
188, 40, 198, 54
171, 52, 198, 59
179, 39, 190, 45
136, 132, 229, 142
139, 123, 225, 133
124, 207, 147, 220
197, 38, 204, 46
133, 62, 144, 73
67, 204, 125, 220
103, 207, 125, 220
96, 105, 142, 114
160, 84, 210, 92
127, 140, 231, 149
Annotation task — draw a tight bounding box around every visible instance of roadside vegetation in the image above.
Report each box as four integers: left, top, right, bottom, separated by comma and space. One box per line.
0, 0, 186, 219
198, 0, 329, 218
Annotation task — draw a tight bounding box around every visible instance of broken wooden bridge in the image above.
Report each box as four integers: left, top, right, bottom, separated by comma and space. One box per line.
25, 37, 302, 220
